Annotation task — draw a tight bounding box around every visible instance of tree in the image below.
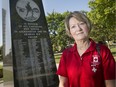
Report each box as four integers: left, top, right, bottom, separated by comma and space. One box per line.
87, 0, 116, 46
46, 11, 73, 52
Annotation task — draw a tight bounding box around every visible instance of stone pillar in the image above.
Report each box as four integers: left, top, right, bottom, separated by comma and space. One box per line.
5, 0, 59, 87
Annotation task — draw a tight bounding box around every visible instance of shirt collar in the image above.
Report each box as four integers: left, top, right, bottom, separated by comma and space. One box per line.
69, 38, 96, 53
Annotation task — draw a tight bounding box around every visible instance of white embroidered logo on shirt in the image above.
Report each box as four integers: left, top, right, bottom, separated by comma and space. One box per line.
92, 67, 97, 73
91, 55, 100, 73
93, 56, 98, 62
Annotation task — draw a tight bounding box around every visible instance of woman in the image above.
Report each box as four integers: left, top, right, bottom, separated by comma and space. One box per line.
56, 11, 115, 87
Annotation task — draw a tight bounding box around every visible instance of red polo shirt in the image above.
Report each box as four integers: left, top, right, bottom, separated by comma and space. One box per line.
57, 39, 115, 87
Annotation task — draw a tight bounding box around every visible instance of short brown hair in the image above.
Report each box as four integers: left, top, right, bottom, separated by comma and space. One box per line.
65, 11, 91, 37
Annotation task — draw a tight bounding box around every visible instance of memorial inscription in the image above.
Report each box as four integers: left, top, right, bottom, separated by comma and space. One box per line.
9, 0, 59, 87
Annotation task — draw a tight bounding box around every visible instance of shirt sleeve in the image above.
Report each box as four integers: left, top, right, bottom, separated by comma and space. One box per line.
56, 50, 68, 77
101, 46, 115, 80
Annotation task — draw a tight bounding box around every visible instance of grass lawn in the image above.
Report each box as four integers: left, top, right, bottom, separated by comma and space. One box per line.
0, 62, 3, 69
3, 69, 13, 82
54, 54, 61, 63
110, 47, 116, 61
110, 47, 116, 56
0, 65, 2, 69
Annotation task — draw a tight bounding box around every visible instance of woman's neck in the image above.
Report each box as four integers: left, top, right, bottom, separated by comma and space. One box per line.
76, 39, 90, 49
75, 39, 90, 56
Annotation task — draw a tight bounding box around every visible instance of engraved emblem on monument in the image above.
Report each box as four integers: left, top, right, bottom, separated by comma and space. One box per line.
16, 0, 40, 22
9, 0, 59, 87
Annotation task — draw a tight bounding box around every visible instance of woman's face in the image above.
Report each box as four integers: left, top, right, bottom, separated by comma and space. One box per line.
69, 17, 89, 41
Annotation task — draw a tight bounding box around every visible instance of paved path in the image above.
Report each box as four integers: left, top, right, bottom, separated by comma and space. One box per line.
0, 81, 14, 87
4, 66, 13, 72
0, 83, 3, 87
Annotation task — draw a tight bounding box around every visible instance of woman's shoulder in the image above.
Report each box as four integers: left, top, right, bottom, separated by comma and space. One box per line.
98, 43, 109, 51
97, 43, 112, 56
63, 46, 72, 53
61, 45, 74, 56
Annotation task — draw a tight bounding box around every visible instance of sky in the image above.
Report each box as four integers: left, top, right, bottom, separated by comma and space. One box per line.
0, 0, 91, 47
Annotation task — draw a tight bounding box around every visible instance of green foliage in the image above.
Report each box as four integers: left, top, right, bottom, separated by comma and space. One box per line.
46, 11, 73, 52
46, 2, 116, 52
87, 0, 116, 42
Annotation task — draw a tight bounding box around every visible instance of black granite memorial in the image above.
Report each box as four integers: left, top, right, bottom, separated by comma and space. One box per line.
9, 0, 59, 87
